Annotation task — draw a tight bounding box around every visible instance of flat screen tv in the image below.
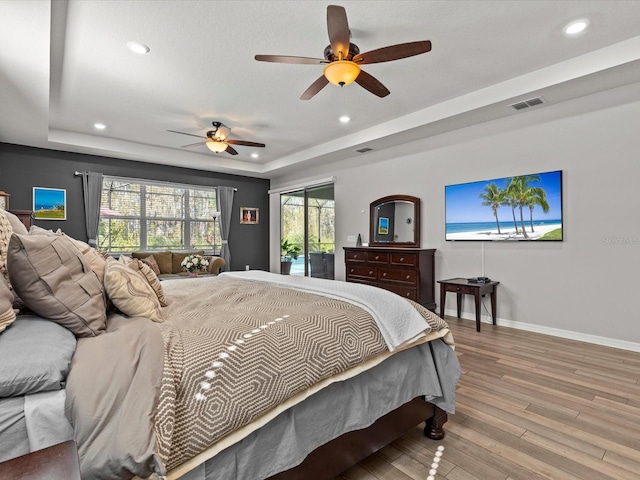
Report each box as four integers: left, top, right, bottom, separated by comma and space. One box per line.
445, 170, 563, 241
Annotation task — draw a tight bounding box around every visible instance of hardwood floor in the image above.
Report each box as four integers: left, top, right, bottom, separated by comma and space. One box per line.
337, 318, 640, 480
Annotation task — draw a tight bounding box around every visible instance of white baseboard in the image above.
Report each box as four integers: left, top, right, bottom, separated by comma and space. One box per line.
443, 309, 640, 353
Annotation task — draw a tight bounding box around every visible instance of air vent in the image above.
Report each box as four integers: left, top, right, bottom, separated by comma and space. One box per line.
510, 96, 546, 111
356, 147, 372, 153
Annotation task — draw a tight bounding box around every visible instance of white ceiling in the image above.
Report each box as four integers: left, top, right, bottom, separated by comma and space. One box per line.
2, 1, 640, 179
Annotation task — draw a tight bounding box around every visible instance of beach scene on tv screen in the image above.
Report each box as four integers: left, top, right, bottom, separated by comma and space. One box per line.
445, 170, 562, 241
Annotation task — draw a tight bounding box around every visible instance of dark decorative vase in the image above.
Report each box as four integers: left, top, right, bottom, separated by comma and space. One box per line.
356, 234, 362, 246
281, 261, 292, 275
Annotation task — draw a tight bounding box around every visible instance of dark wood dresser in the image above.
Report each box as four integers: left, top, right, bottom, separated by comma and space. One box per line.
344, 247, 436, 312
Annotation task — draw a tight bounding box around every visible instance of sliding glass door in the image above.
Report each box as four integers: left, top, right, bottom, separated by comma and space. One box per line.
281, 184, 335, 278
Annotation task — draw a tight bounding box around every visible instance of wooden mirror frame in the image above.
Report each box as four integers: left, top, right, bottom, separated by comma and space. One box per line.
369, 194, 420, 248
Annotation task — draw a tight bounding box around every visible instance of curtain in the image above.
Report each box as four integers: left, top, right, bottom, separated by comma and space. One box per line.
217, 186, 235, 270
81, 172, 103, 247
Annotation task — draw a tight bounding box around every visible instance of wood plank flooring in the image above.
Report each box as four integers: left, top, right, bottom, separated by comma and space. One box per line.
336, 318, 640, 480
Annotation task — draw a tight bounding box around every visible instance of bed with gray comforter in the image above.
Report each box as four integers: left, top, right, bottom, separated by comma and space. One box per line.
0, 272, 459, 480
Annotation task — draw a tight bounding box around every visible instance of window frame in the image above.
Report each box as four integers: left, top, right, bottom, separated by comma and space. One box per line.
99, 176, 220, 254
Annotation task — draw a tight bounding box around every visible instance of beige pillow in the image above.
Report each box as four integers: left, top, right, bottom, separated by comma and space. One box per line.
132, 251, 172, 274
64, 235, 106, 284
7, 232, 107, 337
0, 275, 16, 333
3, 210, 28, 236
128, 258, 168, 307
104, 257, 163, 323
0, 211, 13, 282
140, 255, 161, 276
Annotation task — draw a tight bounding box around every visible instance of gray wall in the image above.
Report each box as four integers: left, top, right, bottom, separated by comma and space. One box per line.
0, 143, 270, 271
270, 84, 640, 347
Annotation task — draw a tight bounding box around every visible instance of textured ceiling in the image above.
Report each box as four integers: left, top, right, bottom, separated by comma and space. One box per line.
2, 1, 640, 179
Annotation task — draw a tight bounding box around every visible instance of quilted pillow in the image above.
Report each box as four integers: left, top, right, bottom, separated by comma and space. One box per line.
128, 258, 168, 306
103, 257, 163, 323
7, 232, 107, 337
65, 236, 106, 283
140, 255, 160, 276
0, 275, 15, 333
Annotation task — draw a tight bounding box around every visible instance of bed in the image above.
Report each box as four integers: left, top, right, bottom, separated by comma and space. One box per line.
0, 211, 460, 480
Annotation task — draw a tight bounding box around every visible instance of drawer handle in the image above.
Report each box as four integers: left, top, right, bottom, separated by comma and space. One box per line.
382, 272, 387, 277
354, 254, 359, 259
400, 257, 404, 262
350, 269, 354, 273
369, 271, 373, 275
406, 275, 410, 280
456, 287, 461, 291
406, 293, 411, 297
375, 255, 379, 260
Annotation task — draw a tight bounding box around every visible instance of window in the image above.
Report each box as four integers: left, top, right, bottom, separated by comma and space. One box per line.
98, 177, 220, 253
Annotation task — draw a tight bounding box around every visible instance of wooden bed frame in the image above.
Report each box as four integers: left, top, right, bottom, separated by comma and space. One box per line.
268, 397, 447, 479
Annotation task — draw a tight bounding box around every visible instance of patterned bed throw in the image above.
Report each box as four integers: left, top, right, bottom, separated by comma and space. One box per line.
154, 275, 440, 470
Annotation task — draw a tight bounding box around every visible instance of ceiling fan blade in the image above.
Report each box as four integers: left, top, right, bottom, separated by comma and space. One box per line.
225, 139, 266, 148
355, 70, 390, 98
353, 40, 432, 64
255, 54, 327, 65
225, 145, 239, 155
167, 129, 207, 139
181, 141, 207, 148
327, 5, 350, 59
300, 75, 330, 100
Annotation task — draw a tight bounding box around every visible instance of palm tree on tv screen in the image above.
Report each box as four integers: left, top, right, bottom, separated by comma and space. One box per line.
525, 186, 549, 232
504, 175, 543, 239
479, 182, 505, 234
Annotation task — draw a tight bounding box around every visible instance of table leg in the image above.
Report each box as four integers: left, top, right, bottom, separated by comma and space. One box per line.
474, 291, 481, 332
440, 287, 445, 319
491, 289, 497, 325
456, 293, 462, 318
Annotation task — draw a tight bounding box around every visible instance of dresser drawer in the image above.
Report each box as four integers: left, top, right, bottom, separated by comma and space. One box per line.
346, 250, 366, 262
390, 252, 417, 267
366, 252, 389, 264
346, 264, 377, 279
443, 283, 474, 295
380, 283, 417, 301
346, 276, 377, 287
379, 268, 417, 285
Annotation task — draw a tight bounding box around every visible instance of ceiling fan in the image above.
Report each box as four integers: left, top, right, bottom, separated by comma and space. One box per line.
255, 4, 432, 100
168, 122, 265, 155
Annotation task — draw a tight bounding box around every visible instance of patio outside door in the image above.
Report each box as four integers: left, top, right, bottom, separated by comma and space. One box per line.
280, 184, 335, 278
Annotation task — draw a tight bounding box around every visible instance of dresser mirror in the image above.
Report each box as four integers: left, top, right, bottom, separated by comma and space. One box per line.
369, 195, 420, 248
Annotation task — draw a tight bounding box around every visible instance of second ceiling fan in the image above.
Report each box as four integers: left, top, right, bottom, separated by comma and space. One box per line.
255, 4, 432, 100
168, 122, 265, 155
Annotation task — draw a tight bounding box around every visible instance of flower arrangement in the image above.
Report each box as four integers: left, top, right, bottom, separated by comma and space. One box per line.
181, 254, 209, 275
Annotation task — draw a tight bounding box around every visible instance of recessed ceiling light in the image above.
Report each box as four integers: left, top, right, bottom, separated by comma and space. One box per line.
563, 19, 589, 36
339, 115, 350, 123
251, 153, 259, 159
127, 41, 150, 54
94, 123, 106, 130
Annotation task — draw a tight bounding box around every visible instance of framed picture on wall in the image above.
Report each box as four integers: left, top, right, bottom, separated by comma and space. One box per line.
33, 187, 66, 220
378, 217, 389, 234
240, 207, 259, 224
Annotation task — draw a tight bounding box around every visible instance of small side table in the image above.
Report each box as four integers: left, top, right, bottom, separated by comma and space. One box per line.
0, 441, 81, 479
438, 278, 499, 332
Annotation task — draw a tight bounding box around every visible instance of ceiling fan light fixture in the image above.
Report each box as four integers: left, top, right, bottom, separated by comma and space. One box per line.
323, 60, 361, 86
206, 140, 228, 153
